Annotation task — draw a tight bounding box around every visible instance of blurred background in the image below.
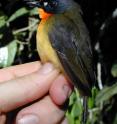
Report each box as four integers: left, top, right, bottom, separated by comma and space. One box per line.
0, 0, 117, 124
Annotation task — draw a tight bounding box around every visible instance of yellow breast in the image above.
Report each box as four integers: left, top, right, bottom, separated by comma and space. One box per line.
36, 19, 63, 70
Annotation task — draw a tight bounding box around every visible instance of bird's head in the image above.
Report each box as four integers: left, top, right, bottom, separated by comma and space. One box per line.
26, 0, 74, 18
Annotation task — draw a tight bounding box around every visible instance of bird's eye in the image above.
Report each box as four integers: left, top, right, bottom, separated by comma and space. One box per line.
43, 2, 48, 7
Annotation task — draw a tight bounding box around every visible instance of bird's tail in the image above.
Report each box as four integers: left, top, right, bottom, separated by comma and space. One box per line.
82, 96, 88, 124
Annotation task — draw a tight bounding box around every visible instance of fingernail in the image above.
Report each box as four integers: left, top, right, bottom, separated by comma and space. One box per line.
63, 84, 72, 100
17, 114, 39, 124
39, 63, 54, 74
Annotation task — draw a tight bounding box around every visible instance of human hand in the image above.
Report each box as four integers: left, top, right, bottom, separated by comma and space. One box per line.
0, 61, 72, 124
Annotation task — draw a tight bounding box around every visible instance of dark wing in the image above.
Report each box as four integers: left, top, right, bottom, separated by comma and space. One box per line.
48, 16, 96, 96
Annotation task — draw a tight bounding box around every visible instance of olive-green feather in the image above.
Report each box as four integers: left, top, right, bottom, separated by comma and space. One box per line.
46, 14, 95, 96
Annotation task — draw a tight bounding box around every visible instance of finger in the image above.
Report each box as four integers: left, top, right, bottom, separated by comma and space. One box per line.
16, 96, 65, 124
0, 114, 6, 124
60, 118, 68, 124
0, 63, 59, 113
0, 61, 41, 83
50, 75, 72, 105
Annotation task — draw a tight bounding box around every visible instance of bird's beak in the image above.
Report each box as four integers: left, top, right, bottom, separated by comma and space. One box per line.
25, 0, 42, 8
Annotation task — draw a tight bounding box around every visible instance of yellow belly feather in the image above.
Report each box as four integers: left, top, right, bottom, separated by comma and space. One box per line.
36, 20, 63, 71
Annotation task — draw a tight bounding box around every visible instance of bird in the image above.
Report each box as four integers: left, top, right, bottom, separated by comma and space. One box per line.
26, 0, 96, 122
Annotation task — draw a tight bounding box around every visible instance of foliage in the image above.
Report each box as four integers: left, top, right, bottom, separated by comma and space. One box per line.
0, 40, 17, 67
0, 0, 117, 124
0, 0, 39, 66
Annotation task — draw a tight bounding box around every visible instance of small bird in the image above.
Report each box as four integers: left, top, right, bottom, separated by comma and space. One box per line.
26, 0, 96, 96
26, 0, 96, 122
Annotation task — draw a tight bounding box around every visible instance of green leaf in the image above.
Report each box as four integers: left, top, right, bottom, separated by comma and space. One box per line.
29, 8, 38, 16
66, 113, 75, 124
7, 7, 29, 23
71, 102, 82, 118
96, 82, 117, 105
88, 87, 98, 108
111, 64, 117, 77
0, 15, 7, 28
0, 40, 17, 67
69, 92, 77, 106
0, 34, 3, 39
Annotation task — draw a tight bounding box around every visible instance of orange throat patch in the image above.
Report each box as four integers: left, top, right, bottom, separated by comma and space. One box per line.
39, 9, 53, 19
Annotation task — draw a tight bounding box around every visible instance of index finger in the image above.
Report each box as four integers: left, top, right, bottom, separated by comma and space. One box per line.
0, 61, 41, 83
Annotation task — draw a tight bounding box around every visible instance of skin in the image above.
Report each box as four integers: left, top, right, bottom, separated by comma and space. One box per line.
0, 61, 72, 124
